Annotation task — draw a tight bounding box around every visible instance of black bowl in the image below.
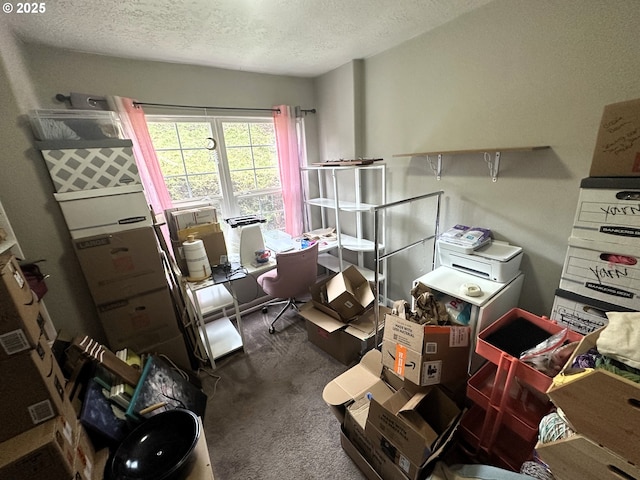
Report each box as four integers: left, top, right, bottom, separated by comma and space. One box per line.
109, 409, 201, 480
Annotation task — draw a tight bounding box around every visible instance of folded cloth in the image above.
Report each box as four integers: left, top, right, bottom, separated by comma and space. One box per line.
597, 312, 640, 370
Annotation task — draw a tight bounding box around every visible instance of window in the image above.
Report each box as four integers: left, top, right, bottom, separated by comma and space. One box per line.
147, 116, 285, 231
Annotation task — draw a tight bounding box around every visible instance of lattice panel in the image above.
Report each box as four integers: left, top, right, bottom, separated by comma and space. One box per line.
41, 146, 140, 192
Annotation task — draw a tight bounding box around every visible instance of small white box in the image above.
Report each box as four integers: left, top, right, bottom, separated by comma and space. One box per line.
170, 206, 218, 231
571, 177, 640, 246
54, 185, 152, 239
37, 139, 140, 193
559, 236, 640, 311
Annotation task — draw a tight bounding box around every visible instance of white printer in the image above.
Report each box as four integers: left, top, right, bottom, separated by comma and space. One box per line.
437, 239, 523, 283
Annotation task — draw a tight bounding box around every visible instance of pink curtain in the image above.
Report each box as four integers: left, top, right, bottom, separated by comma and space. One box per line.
273, 105, 304, 237
107, 96, 173, 217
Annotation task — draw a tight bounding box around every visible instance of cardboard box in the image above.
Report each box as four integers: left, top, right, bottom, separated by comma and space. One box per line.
0, 415, 76, 480
571, 177, 640, 246
300, 301, 389, 366
0, 254, 44, 360
0, 336, 76, 443
589, 98, 640, 177
536, 434, 640, 480
322, 349, 394, 425
382, 314, 470, 386
325, 265, 375, 321
177, 223, 227, 267
171, 207, 218, 232
97, 286, 182, 352
559, 236, 640, 310
54, 185, 152, 239
546, 327, 640, 466
73, 424, 97, 480
73, 226, 168, 304
366, 386, 461, 467
343, 398, 412, 480
550, 288, 631, 335
340, 429, 386, 480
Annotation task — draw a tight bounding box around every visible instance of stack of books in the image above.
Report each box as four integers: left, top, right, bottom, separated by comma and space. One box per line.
109, 348, 142, 409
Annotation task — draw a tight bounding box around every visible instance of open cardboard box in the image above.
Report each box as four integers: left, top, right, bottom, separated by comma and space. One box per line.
300, 299, 390, 366
325, 265, 375, 321
323, 350, 461, 480
366, 385, 461, 469
546, 327, 640, 466
381, 313, 470, 386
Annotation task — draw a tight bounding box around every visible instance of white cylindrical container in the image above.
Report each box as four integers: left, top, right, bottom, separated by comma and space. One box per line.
183, 234, 211, 280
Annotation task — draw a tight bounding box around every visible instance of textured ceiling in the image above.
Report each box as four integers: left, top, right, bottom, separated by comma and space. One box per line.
1, 0, 493, 77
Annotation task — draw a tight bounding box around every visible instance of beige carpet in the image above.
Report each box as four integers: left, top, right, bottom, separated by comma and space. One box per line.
198, 305, 367, 480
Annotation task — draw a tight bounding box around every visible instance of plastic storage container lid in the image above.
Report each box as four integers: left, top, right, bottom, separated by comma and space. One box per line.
29, 109, 124, 141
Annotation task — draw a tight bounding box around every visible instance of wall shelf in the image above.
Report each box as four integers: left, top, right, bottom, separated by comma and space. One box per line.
393, 145, 550, 182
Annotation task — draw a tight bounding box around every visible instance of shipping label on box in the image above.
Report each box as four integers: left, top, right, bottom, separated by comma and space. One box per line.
572, 179, 640, 245
560, 236, 640, 310
589, 98, 640, 177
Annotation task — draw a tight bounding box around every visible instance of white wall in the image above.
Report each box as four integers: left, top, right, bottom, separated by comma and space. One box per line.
316, 0, 640, 316
0, 43, 317, 342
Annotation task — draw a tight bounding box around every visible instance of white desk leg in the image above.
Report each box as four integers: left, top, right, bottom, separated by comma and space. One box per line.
188, 283, 217, 369
229, 282, 245, 351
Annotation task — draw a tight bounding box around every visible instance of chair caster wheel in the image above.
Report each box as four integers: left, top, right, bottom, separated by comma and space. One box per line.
269, 326, 275, 334
262, 307, 268, 314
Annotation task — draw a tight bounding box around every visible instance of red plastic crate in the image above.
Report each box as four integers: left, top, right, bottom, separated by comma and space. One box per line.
476, 308, 583, 393
459, 404, 535, 472
466, 361, 552, 442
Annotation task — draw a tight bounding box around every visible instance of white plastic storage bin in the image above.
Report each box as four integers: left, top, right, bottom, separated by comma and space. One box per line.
549, 288, 635, 335
559, 236, 640, 310
36, 139, 139, 193
571, 177, 640, 246
29, 109, 124, 141
54, 185, 152, 239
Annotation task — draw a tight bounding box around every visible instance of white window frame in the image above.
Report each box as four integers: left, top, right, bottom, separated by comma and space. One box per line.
146, 114, 284, 230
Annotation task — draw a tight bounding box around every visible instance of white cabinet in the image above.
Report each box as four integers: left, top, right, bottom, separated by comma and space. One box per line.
413, 266, 524, 373
0, 199, 57, 340
302, 164, 387, 300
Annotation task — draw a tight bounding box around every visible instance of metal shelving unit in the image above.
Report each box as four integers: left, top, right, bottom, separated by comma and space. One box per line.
302, 164, 387, 301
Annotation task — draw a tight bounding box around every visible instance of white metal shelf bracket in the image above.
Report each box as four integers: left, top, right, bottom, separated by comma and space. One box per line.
484, 151, 501, 182
426, 154, 443, 180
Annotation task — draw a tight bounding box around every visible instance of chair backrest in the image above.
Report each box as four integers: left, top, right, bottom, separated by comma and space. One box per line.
239, 224, 265, 265
274, 242, 319, 296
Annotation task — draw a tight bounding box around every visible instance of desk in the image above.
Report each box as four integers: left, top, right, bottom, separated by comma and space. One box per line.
185, 260, 276, 368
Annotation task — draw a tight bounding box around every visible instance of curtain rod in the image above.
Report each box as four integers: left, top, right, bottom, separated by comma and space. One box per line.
55, 94, 316, 115
133, 101, 317, 115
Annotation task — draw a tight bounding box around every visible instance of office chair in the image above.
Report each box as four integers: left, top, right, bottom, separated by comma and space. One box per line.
257, 242, 319, 334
